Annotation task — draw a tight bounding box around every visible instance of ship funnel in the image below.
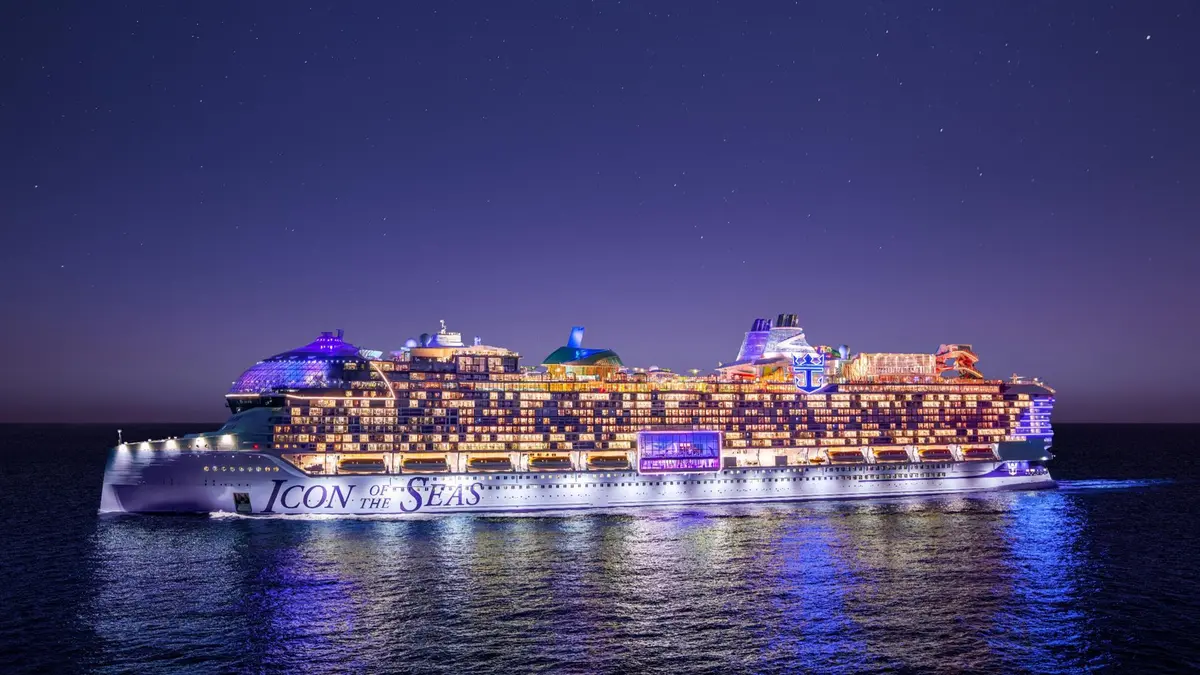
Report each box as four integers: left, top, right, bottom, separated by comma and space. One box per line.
567, 326, 585, 348
336, 329, 344, 339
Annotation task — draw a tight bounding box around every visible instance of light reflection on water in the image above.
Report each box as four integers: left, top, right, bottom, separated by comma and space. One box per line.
82, 483, 1179, 674
1000, 491, 1099, 672
1056, 478, 1172, 491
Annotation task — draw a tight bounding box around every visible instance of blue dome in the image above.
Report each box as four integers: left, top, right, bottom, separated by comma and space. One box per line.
229, 331, 366, 395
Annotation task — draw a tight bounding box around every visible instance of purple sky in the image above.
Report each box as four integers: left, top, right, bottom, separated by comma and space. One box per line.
2, 2, 1198, 423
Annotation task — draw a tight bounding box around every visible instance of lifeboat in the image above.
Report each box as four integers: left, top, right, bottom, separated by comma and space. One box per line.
873, 449, 910, 463
828, 450, 864, 464
919, 448, 954, 462
338, 457, 387, 473
401, 456, 449, 473
808, 456, 827, 465
530, 456, 574, 471
468, 456, 514, 472
962, 447, 997, 461
304, 461, 327, 474
587, 455, 631, 470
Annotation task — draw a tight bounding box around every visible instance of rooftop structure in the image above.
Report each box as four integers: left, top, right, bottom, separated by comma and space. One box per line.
541, 326, 624, 377
228, 330, 365, 395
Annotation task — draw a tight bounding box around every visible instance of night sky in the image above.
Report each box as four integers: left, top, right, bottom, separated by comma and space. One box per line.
2, 2, 1197, 423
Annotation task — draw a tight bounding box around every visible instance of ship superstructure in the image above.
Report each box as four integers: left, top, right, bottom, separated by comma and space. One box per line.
100, 315, 1055, 515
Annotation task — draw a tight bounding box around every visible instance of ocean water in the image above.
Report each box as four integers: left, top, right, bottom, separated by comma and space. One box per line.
0, 424, 1197, 674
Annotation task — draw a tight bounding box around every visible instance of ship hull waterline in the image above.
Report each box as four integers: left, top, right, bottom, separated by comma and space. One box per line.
100, 449, 1055, 516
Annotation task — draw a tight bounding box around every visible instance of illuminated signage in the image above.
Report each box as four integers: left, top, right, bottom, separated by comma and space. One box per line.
792, 353, 827, 394
261, 477, 483, 513
845, 353, 936, 379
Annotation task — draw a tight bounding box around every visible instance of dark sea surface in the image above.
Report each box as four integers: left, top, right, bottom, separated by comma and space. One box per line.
0, 424, 1197, 674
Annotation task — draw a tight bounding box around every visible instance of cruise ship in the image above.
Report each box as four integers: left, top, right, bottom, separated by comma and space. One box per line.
99, 315, 1055, 516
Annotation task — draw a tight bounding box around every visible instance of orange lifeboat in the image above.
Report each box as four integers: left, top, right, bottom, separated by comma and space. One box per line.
586, 455, 630, 470
873, 449, 910, 463
401, 455, 449, 473
468, 456, 514, 472
919, 448, 954, 462
828, 449, 864, 464
962, 447, 997, 461
338, 457, 387, 473
530, 456, 574, 471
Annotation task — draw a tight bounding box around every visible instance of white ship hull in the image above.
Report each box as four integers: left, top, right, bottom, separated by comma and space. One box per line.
100, 448, 1054, 516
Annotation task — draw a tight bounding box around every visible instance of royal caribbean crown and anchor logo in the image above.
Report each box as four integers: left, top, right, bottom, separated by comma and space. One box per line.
792, 352, 827, 394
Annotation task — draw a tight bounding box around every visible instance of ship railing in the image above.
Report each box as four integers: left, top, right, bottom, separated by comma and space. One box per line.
267, 444, 980, 477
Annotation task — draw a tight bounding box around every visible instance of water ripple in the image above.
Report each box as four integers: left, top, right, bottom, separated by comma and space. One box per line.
2, 425, 1199, 674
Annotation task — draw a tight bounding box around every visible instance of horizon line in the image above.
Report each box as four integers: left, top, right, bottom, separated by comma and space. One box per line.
3, 420, 1199, 426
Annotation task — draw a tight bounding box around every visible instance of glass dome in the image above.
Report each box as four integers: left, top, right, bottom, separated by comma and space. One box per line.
228, 330, 366, 395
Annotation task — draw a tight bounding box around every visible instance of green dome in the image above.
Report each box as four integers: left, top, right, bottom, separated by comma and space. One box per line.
541, 346, 624, 367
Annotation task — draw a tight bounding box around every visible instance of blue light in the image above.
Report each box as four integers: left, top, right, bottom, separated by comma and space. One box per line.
1015, 397, 1055, 438
567, 326, 585, 349
792, 353, 827, 394
229, 357, 351, 394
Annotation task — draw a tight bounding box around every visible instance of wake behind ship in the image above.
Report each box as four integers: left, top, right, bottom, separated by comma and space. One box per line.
100, 315, 1055, 516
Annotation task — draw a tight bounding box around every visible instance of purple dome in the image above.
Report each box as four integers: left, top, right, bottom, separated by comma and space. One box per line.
228, 330, 365, 395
